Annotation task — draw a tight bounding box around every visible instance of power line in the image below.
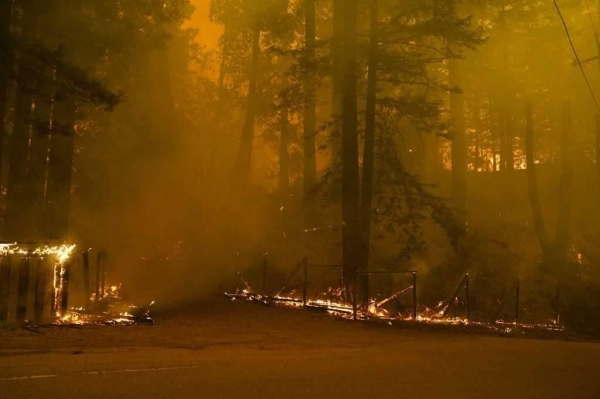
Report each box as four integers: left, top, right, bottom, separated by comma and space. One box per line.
584, 0, 599, 42
554, 0, 600, 112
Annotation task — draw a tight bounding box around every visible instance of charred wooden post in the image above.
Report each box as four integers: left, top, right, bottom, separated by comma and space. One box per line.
261, 253, 267, 296
465, 274, 470, 321
51, 262, 60, 316
0, 256, 11, 322
95, 251, 101, 304
302, 258, 308, 308
352, 271, 357, 320
362, 273, 369, 307
100, 252, 106, 301
34, 258, 46, 323
555, 284, 561, 325
83, 249, 90, 309
60, 262, 71, 316
16, 257, 30, 322
412, 272, 417, 319
515, 279, 520, 325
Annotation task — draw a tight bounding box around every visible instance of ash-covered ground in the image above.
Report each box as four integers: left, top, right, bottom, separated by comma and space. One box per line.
1, 297, 599, 399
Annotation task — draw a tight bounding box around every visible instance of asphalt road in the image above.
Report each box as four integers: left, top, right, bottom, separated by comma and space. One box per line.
1, 338, 600, 398
1, 300, 599, 398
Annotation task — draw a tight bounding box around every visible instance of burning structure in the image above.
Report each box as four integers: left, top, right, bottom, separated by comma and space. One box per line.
0, 243, 152, 328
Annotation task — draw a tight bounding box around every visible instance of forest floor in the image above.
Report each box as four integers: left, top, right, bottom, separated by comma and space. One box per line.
0, 297, 599, 399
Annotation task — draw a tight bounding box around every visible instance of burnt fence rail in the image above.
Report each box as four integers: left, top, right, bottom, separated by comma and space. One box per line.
232, 256, 563, 329
354, 270, 418, 321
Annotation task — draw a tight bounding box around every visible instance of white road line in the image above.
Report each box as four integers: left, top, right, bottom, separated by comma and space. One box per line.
0, 365, 204, 381
0, 375, 58, 381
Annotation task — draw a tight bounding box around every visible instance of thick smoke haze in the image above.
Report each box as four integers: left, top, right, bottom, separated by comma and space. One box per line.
0, 0, 599, 328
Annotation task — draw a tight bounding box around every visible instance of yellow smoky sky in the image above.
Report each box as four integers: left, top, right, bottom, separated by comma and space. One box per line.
186, 0, 223, 52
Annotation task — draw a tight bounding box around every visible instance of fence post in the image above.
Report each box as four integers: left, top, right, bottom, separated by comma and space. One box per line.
100, 252, 106, 301
261, 253, 267, 296
302, 258, 308, 308
515, 279, 520, 325
95, 251, 102, 304
34, 258, 46, 323
412, 272, 417, 320
0, 256, 11, 322
353, 271, 357, 320
16, 257, 30, 322
555, 284, 560, 325
465, 273, 470, 322
83, 249, 90, 309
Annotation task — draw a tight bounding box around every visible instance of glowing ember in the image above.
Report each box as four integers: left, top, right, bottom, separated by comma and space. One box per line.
225, 286, 564, 333
58, 283, 155, 325
0, 243, 76, 263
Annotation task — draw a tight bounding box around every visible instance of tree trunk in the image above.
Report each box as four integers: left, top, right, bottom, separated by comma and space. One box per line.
594, 0, 600, 203
207, 22, 230, 180
0, 0, 12, 199
525, 103, 550, 254
43, 77, 76, 240
505, 112, 514, 172
234, 20, 260, 191
27, 4, 53, 240
26, 75, 52, 240
279, 106, 290, 198
341, 0, 360, 296
303, 0, 317, 198
473, 99, 481, 171
358, 0, 378, 302
596, 114, 600, 203
4, 1, 37, 240
498, 109, 507, 172
449, 58, 467, 224
554, 102, 573, 265
330, 0, 343, 168
491, 107, 498, 172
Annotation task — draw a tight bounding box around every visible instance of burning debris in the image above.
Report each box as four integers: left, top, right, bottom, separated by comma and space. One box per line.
0, 244, 154, 329
225, 257, 565, 335
64, 284, 154, 326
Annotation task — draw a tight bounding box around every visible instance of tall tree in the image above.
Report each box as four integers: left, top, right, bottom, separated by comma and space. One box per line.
554, 102, 573, 269
233, 9, 261, 191
303, 0, 317, 198
525, 102, 550, 253
341, 0, 360, 295
525, 102, 574, 276
4, 0, 39, 240
207, 21, 231, 181
358, 0, 379, 300
43, 76, 76, 240
449, 57, 467, 225
330, 0, 343, 167
279, 105, 290, 198
0, 0, 12, 195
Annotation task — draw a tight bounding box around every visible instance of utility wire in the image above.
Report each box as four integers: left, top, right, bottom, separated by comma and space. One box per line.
584, 0, 599, 42
554, 0, 600, 112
